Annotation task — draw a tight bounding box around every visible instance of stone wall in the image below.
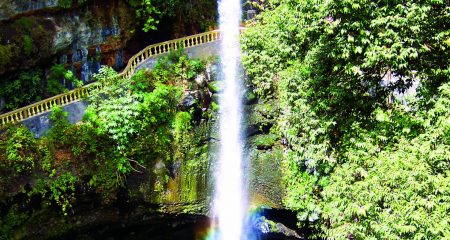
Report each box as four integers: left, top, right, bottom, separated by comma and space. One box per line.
21, 100, 88, 138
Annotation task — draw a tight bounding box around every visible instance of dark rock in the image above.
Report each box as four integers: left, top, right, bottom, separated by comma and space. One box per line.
0, 0, 59, 21
254, 217, 271, 234
179, 91, 197, 109
0, 0, 136, 77
247, 10, 257, 20
195, 73, 207, 87
245, 124, 260, 137
0, 97, 4, 112
205, 63, 219, 82
252, 216, 302, 239
245, 99, 280, 135
211, 93, 221, 104
275, 223, 302, 239
244, 90, 257, 105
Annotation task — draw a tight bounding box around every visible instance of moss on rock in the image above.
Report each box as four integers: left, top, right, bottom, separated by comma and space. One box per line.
250, 133, 279, 150
248, 146, 284, 208
207, 81, 222, 93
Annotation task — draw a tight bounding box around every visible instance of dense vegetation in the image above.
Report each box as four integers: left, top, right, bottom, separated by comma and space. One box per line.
242, 0, 450, 238
0, 64, 82, 111
0, 0, 217, 113
1, 0, 449, 238
128, 0, 217, 33
0, 51, 213, 238
0, 17, 54, 75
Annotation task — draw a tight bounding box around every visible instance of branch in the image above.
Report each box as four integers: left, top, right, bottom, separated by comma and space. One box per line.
129, 159, 147, 170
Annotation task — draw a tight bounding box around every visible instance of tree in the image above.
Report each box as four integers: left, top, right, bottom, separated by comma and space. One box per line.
242, 0, 450, 237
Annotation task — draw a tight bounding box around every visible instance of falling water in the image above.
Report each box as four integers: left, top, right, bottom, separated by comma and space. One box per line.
213, 0, 245, 239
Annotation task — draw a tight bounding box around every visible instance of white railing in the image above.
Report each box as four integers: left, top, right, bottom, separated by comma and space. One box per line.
0, 30, 222, 125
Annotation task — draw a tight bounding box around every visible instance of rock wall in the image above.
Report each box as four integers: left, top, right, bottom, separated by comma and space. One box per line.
0, 25, 287, 239
0, 0, 135, 80
0, 0, 60, 20
54, 0, 135, 82
245, 98, 284, 208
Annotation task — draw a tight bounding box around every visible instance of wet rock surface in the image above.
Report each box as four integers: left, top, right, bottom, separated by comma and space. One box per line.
244, 91, 284, 208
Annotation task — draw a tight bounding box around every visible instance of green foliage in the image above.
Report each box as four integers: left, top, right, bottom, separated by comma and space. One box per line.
211, 102, 219, 111
152, 48, 206, 84
243, 0, 450, 238
1, 125, 36, 173
0, 16, 54, 74
138, 83, 182, 158
87, 62, 185, 176
48, 106, 71, 143
49, 173, 78, 216
243, 0, 450, 101
0, 43, 14, 72
173, 111, 192, 142
128, 0, 161, 32
127, 0, 217, 32
0, 69, 43, 111
321, 84, 450, 239
27, 171, 78, 215
156, 0, 217, 32
130, 69, 156, 93
15, 17, 33, 32
207, 81, 221, 93
93, 66, 119, 84
47, 64, 82, 95
97, 90, 141, 161
58, 0, 73, 8
0, 204, 29, 240
46, 105, 122, 202
85, 51, 203, 178
65, 70, 83, 88
0, 51, 211, 229
251, 133, 278, 150
22, 35, 33, 56
58, 0, 89, 8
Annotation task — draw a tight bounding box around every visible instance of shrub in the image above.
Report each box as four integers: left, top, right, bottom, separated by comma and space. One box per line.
2, 125, 37, 173
22, 35, 33, 56
173, 111, 192, 142
0, 69, 42, 111
49, 172, 78, 215
47, 65, 67, 95
0, 44, 14, 72
48, 106, 70, 144
58, 0, 72, 8
47, 64, 83, 95
242, 0, 450, 238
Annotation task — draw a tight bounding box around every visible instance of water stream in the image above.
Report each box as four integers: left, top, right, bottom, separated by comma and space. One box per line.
212, 0, 246, 239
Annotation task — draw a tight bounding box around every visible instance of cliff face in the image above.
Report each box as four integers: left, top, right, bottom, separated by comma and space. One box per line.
0, 0, 135, 80
0, 62, 286, 239
0, 2, 286, 238
0, 0, 60, 20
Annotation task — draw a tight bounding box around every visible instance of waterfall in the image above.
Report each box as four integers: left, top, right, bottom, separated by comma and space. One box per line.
212, 0, 246, 239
